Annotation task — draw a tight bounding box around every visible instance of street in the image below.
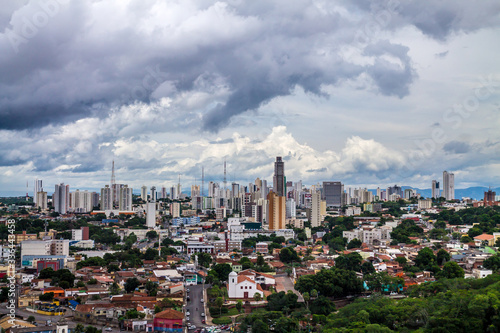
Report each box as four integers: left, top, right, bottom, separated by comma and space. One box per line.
184, 283, 208, 329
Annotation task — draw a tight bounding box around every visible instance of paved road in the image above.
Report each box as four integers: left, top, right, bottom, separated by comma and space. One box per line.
0, 304, 71, 325
275, 275, 304, 302
185, 284, 208, 330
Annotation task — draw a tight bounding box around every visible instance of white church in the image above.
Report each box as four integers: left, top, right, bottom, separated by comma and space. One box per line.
228, 269, 276, 299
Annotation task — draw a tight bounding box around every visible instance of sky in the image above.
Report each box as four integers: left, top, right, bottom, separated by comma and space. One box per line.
0, 0, 499, 196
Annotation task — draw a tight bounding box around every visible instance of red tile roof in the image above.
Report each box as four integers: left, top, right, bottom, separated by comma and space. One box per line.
155, 308, 184, 320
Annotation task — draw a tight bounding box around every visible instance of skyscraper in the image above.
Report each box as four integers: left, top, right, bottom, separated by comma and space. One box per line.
443, 171, 455, 200
36, 191, 47, 210
323, 181, 344, 207
267, 191, 285, 230
273, 157, 285, 197
310, 191, 323, 227
141, 185, 148, 201
53, 183, 69, 214
34, 179, 43, 204
100, 185, 112, 210
431, 180, 440, 199
119, 185, 133, 211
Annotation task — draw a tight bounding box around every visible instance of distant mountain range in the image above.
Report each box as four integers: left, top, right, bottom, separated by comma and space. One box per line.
369, 186, 500, 200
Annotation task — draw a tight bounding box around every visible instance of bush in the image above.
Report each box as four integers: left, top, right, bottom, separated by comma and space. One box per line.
209, 306, 229, 317
212, 317, 232, 325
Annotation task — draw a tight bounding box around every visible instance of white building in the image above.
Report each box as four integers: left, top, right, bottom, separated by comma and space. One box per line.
53, 183, 69, 214
345, 207, 361, 216
170, 202, 180, 218
146, 202, 156, 228
343, 226, 392, 245
443, 171, 455, 200
228, 270, 272, 299
286, 199, 296, 218
72, 229, 83, 241
70, 190, 93, 213
310, 192, 323, 227
119, 185, 133, 211
101, 185, 112, 210
36, 191, 48, 210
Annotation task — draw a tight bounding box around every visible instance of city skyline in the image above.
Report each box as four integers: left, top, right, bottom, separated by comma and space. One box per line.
0, 1, 499, 195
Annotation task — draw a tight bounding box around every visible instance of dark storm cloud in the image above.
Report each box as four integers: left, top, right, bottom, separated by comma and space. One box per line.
0, 0, 498, 146
443, 141, 471, 154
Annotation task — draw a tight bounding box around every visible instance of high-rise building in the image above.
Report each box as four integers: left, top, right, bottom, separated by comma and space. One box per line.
267, 191, 285, 230
69, 190, 93, 213
150, 186, 157, 202
310, 192, 324, 227
146, 202, 156, 228
170, 186, 177, 200
34, 179, 43, 204
431, 180, 440, 199
387, 185, 402, 198
141, 185, 148, 201
484, 189, 496, 206
261, 180, 268, 200
100, 185, 112, 210
286, 198, 296, 218
443, 171, 455, 200
170, 202, 180, 218
36, 191, 47, 210
160, 186, 167, 199
323, 181, 344, 207
191, 185, 200, 197
53, 183, 69, 214
119, 185, 133, 211
273, 157, 285, 197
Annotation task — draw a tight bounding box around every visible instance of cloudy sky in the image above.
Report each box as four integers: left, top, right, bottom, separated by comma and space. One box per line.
1, 0, 499, 196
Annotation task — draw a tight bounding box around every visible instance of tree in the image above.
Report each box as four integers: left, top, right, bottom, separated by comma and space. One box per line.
267, 291, 299, 312
461, 235, 473, 243
254, 292, 262, 302
144, 248, 157, 260
212, 263, 233, 282
257, 255, 265, 266
310, 295, 336, 315
27, 316, 36, 323
437, 249, 451, 265
146, 230, 158, 240
59, 281, 70, 289
347, 238, 362, 249
196, 253, 212, 268
74, 324, 85, 333
239, 257, 254, 270
279, 247, 300, 264
414, 247, 437, 269
215, 297, 224, 315
110, 282, 121, 295
39, 292, 54, 302
236, 300, 243, 313
124, 277, 140, 293
361, 262, 375, 275
438, 261, 464, 279
145, 281, 158, 296
395, 256, 407, 267
252, 319, 269, 333
483, 254, 500, 272
335, 252, 362, 272
303, 292, 310, 309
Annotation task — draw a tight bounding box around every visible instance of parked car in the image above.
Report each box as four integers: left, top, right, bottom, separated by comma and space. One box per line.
201, 312, 205, 317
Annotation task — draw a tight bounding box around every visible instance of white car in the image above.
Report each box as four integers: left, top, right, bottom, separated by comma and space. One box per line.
200, 299, 204, 303
186, 311, 190, 316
